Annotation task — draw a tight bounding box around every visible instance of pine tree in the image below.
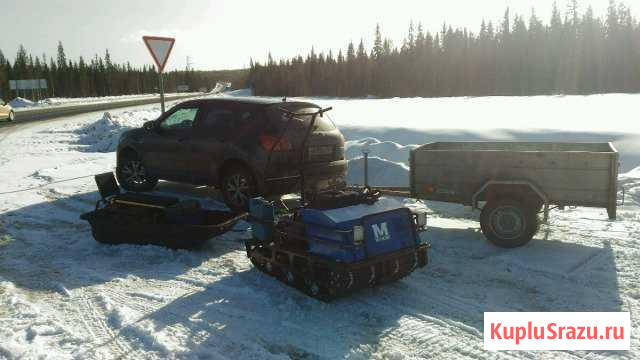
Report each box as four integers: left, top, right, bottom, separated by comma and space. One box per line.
0, 49, 8, 101
407, 20, 416, 49
56, 42, 66, 70
373, 24, 384, 60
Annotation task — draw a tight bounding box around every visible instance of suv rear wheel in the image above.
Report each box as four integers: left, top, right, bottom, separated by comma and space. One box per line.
220, 165, 257, 212
116, 152, 158, 192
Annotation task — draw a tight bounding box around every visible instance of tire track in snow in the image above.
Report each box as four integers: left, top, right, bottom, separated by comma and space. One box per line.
100, 276, 340, 360
101, 288, 278, 359
71, 289, 134, 359
354, 289, 588, 360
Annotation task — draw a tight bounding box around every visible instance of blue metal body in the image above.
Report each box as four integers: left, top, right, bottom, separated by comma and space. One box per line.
249, 197, 274, 242
249, 197, 422, 264
301, 206, 419, 263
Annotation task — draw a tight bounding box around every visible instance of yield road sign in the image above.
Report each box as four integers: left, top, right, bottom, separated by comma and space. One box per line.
142, 36, 175, 73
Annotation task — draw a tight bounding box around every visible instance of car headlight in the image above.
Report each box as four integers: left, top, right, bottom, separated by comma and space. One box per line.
353, 225, 364, 245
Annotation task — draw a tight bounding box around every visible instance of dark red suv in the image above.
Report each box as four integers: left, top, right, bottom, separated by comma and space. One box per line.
116, 97, 347, 210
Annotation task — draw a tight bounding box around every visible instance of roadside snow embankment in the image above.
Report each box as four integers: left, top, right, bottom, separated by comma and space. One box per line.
73, 110, 157, 152
345, 138, 418, 165
224, 88, 253, 97
346, 156, 409, 187
8, 94, 178, 109
620, 166, 640, 206
8, 97, 36, 108
344, 138, 416, 186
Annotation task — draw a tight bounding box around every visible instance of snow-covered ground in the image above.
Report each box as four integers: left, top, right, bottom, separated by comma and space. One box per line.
0, 95, 638, 359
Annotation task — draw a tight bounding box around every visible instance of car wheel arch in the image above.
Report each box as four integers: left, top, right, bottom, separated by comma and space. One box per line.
218, 159, 264, 190
218, 159, 254, 181
118, 147, 139, 162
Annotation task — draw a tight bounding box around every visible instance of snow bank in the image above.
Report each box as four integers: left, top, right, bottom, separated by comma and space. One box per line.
346, 137, 418, 165
9, 97, 36, 108
346, 156, 409, 187
619, 166, 640, 206
621, 166, 640, 179
7, 93, 187, 109
225, 88, 253, 97
344, 138, 413, 186
39, 94, 161, 107
74, 110, 158, 152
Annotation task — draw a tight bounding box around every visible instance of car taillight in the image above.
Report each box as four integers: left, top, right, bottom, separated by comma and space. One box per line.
259, 134, 292, 152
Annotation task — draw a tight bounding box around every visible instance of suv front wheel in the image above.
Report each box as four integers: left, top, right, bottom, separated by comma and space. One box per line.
116, 153, 158, 192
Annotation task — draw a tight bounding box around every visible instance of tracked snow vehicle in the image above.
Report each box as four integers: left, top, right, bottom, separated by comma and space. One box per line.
245, 106, 429, 300
246, 192, 429, 300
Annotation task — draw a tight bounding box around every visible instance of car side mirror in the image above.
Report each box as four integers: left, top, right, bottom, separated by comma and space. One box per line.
143, 120, 157, 131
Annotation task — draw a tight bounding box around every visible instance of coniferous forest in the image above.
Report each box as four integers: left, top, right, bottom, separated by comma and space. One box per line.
248, 1, 640, 97
2, 1, 640, 101
0, 42, 247, 102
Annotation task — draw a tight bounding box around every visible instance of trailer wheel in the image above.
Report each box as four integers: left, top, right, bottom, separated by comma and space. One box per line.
480, 198, 538, 248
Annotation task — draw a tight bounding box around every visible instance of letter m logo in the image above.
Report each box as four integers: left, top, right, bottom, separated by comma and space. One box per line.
372, 222, 391, 242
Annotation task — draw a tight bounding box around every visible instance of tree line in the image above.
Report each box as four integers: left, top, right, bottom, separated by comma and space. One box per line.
0, 42, 248, 102
248, 0, 640, 98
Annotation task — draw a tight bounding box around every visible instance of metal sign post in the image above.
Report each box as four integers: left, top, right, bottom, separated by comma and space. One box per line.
159, 73, 165, 113
142, 36, 176, 114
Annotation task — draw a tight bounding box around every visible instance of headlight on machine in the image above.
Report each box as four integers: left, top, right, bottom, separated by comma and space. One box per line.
353, 225, 364, 245
416, 212, 427, 228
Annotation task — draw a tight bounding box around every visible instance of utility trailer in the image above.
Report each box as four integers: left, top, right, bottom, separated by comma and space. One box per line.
409, 142, 619, 247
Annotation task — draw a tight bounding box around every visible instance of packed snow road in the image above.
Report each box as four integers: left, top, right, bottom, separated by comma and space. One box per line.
0, 96, 638, 359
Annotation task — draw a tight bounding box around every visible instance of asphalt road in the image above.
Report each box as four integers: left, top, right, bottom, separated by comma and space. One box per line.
1, 93, 206, 129
0, 96, 194, 146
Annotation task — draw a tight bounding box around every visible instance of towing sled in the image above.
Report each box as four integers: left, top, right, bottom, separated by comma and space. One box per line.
246, 189, 429, 301
80, 173, 245, 249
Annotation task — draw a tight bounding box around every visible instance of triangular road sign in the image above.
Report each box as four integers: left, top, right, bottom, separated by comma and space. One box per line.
142, 36, 175, 73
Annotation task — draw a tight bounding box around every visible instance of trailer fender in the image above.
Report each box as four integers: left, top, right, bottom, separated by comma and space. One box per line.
472, 180, 548, 210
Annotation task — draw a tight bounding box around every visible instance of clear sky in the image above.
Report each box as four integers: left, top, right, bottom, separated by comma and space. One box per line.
1, 0, 635, 71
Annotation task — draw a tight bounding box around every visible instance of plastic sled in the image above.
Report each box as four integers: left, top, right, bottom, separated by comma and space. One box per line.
80, 173, 246, 249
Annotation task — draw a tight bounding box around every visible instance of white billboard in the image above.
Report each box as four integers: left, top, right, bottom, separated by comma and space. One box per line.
9, 79, 48, 90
